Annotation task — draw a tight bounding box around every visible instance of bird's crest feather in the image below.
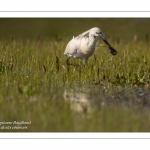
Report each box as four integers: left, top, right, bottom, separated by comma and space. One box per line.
75, 29, 90, 39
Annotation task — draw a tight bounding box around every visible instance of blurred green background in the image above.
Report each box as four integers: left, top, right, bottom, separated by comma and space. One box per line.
0, 18, 149, 42
0, 18, 150, 132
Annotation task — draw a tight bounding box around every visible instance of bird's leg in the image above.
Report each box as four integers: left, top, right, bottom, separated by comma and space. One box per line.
66, 58, 75, 66
73, 63, 79, 68
94, 54, 97, 63
66, 58, 79, 68
66, 57, 71, 66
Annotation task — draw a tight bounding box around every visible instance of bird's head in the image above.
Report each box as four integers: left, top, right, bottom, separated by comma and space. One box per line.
90, 27, 117, 56
90, 27, 102, 39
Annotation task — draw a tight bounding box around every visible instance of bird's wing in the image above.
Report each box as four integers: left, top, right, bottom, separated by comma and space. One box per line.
64, 38, 80, 55
75, 29, 90, 39
64, 29, 91, 56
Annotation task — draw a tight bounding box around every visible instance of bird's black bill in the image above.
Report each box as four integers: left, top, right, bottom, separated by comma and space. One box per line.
109, 46, 117, 55
99, 33, 117, 56
103, 39, 111, 47
99, 33, 111, 47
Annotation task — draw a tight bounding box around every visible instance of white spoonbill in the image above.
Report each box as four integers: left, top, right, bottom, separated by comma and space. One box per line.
64, 27, 117, 66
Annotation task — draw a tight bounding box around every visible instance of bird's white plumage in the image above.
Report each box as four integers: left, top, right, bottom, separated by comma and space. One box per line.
64, 27, 118, 65
64, 27, 102, 65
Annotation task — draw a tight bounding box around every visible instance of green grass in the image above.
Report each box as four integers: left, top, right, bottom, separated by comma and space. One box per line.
0, 18, 150, 132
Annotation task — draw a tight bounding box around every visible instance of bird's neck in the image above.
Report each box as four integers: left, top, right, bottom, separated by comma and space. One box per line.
88, 35, 96, 47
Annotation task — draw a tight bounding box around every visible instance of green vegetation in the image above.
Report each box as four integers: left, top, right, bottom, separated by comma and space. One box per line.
0, 18, 150, 132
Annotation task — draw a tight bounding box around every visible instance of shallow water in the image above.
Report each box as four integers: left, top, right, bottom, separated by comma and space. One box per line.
63, 86, 150, 114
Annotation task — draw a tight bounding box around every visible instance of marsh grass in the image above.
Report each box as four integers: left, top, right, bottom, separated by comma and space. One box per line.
0, 38, 150, 132
0, 18, 150, 132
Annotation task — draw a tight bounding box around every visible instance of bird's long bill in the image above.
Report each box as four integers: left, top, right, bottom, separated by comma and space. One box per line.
99, 33, 117, 55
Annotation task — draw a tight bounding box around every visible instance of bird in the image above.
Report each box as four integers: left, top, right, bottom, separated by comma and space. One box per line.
64, 27, 117, 66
